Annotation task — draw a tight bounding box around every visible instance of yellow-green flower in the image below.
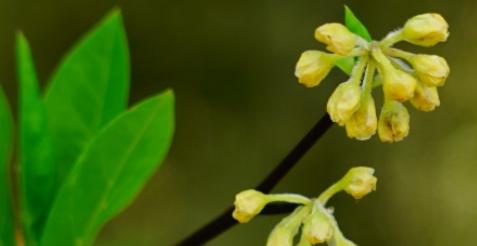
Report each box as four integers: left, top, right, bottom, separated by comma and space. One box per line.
315, 23, 357, 55
327, 81, 362, 126
345, 96, 377, 140
342, 167, 377, 200
295, 10, 449, 142
402, 13, 449, 47
232, 189, 268, 223
411, 82, 440, 112
302, 202, 333, 244
378, 100, 410, 143
266, 206, 310, 246
295, 50, 337, 88
233, 167, 377, 246
411, 54, 450, 86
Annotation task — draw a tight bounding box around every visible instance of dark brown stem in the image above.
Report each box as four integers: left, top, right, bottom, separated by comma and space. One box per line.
175, 114, 333, 245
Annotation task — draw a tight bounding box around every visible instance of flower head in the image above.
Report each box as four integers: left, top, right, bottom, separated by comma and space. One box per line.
402, 13, 449, 47
295, 9, 449, 142
315, 23, 357, 55
233, 166, 377, 246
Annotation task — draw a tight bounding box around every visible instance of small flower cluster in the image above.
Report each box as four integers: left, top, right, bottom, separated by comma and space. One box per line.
232, 167, 377, 246
295, 13, 450, 142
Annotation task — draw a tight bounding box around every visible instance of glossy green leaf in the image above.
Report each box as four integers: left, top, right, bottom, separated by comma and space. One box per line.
344, 6, 372, 41
0, 85, 14, 246
41, 91, 175, 246
44, 9, 130, 187
16, 33, 55, 245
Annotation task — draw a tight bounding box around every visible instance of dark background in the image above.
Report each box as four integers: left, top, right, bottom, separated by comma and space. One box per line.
1, 0, 475, 245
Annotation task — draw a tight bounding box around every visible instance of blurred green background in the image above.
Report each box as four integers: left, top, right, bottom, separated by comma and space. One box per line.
1, 0, 475, 245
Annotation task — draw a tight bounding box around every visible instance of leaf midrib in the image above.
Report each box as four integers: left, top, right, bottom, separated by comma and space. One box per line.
73, 102, 162, 245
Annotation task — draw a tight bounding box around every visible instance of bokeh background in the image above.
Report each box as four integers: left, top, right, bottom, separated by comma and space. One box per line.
1, 0, 476, 245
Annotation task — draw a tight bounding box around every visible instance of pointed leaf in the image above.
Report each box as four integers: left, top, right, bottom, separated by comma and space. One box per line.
0, 85, 14, 246
16, 33, 55, 245
344, 6, 372, 41
44, 10, 130, 185
41, 91, 175, 246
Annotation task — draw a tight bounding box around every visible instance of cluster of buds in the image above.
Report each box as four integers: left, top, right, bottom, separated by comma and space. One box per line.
232, 166, 377, 245
295, 13, 450, 142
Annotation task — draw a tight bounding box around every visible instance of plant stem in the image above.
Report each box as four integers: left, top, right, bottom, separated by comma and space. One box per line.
175, 114, 333, 245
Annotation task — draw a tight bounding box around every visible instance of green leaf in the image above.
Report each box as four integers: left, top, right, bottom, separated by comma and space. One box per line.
344, 6, 372, 41
16, 33, 55, 245
41, 91, 175, 246
44, 9, 130, 187
0, 85, 14, 246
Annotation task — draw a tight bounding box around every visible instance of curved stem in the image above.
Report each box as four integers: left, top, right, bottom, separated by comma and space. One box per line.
317, 183, 343, 205
175, 114, 333, 245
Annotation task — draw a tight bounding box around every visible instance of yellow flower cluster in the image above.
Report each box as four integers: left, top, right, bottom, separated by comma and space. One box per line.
232, 167, 377, 246
295, 13, 450, 143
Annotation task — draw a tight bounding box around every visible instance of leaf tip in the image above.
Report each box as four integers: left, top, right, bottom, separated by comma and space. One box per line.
15, 31, 27, 46
107, 7, 123, 23
344, 5, 351, 12
163, 88, 175, 101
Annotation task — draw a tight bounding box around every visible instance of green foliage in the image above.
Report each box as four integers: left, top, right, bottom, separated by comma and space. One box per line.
8, 9, 175, 246
335, 6, 372, 75
0, 86, 13, 246
16, 33, 55, 245
344, 6, 372, 41
41, 91, 174, 246
44, 9, 130, 187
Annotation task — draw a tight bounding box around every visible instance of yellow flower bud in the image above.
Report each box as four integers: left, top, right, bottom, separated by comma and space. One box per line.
267, 206, 311, 246
315, 23, 357, 55
402, 13, 449, 47
345, 96, 377, 140
378, 100, 410, 143
411, 82, 440, 112
411, 54, 450, 87
303, 203, 333, 244
295, 50, 336, 88
342, 167, 377, 200
382, 68, 417, 102
373, 47, 417, 101
232, 189, 268, 223
327, 81, 362, 126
